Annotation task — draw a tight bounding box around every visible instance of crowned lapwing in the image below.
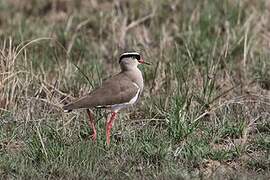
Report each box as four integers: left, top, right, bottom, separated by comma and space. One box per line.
63, 52, 150, 145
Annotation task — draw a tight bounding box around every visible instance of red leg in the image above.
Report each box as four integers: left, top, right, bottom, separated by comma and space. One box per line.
106, 112, 117, 145
86, 109, 97, 142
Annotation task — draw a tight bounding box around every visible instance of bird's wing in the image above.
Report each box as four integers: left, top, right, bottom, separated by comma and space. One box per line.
63, 73, 139, 111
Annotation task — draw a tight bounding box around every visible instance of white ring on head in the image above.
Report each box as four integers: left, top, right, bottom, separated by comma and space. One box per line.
119, 52, 141, 63
120, 52, 140, 56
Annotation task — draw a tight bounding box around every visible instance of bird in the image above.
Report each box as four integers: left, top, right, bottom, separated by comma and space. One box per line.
63, 51, 150, 145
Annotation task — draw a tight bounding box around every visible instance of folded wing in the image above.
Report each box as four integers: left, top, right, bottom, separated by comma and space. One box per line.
63, 73, 139, 111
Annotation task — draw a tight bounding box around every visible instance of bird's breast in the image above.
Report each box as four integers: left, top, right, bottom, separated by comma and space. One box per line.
131, 69, 144, 91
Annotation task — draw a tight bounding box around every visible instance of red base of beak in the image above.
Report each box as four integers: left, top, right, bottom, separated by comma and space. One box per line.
138, 59, 151, 65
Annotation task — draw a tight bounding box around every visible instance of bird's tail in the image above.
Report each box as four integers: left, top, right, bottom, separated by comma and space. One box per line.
62, 98, 89, 112
62, 103, 75, 113
62, 95, 95, 113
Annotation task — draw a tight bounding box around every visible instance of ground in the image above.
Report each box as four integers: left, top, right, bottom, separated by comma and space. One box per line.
0, 0, 269, 179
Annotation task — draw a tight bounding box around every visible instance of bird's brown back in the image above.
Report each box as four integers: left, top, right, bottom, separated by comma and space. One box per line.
63, 72, 139, 111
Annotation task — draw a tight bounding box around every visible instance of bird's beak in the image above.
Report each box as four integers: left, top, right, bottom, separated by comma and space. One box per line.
138, 59, 151, 65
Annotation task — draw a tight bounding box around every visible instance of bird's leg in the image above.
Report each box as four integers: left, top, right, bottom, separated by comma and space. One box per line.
106, 112, 117, 145
86, 109, 97, 142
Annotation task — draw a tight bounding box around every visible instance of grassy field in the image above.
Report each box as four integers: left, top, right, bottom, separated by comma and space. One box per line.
0, 0, 269, 179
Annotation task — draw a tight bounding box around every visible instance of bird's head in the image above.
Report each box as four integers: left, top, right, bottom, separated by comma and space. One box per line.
119, 52, 150, 70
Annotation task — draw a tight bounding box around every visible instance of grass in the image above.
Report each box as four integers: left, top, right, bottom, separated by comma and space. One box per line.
0, 0, 270, 179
